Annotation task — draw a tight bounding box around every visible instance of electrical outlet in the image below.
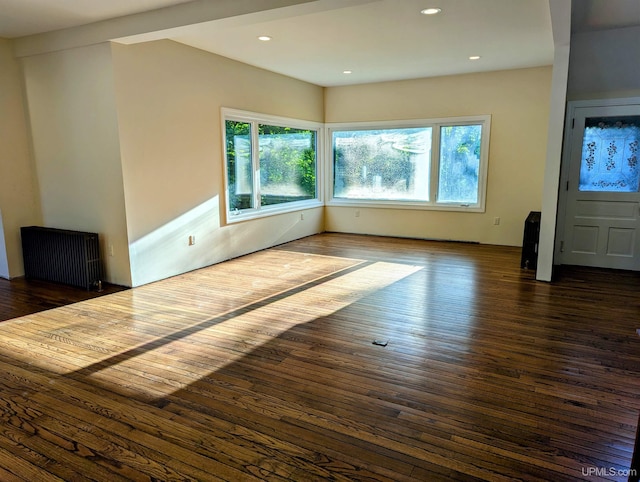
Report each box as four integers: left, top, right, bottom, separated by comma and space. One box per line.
355, 210, 360, 218
493, 217, 500, 225
300, 212, 304, 220
108, 244, 114, 257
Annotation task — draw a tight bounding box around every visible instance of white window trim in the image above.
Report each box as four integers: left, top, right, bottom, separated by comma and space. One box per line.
326, 115, 491, 213
221, 108, 324, 224
221, 110, 491, 224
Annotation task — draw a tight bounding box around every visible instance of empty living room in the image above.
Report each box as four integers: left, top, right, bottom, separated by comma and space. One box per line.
1, 0, 640, 480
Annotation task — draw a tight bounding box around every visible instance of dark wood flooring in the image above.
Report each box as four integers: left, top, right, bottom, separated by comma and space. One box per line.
0, 233, 639, 481
0, 277, 127, 322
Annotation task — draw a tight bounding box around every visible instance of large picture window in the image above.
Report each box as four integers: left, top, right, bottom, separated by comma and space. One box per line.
223, 109, 322, 221
223, 111, 490, 221
333, 127, 432, 201
329, 116, 490, 211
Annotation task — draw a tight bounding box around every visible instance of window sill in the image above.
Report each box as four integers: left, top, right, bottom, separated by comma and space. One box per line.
225, 199, 323, 224
327, 199, 485, 213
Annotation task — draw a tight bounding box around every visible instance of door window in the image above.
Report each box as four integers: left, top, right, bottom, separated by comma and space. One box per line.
579, 116, 640, 192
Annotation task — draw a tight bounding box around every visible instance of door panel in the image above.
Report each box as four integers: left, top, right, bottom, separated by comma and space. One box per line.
607, 228, 634, 256
561, 105, 640, 270
574, 200, 637, 217
571, 225, 598, 254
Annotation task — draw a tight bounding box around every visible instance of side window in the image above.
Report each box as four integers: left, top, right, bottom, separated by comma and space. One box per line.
225, 120, 253, 212
437, 124, 483, 205
223, 110, 321, 222
259, 124, 317, 206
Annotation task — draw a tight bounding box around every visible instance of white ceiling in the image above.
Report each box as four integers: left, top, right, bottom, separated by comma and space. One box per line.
167, 0, 553, 86
0, 0, 638, 87
0, 0, 195, 38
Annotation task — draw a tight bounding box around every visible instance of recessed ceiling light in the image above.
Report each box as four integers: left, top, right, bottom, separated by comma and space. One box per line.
469, 55, 481, 60
420, 7, 441, 15
343, 70, 352, 74
258, 35, 272, 41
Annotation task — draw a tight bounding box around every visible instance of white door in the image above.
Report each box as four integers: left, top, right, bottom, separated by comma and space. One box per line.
560, 105, 640, 270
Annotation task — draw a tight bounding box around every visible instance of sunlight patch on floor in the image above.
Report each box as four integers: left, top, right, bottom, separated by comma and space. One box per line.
0, 251, 420, 400
83, 260, 422, 398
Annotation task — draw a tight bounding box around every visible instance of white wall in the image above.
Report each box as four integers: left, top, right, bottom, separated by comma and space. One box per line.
536, 0, 571, 282
15, 41, 554, 287
568, 26, 640, 100
0, 38, 41, 279
111, 40, 324, 286
21, 43, 132, 286
324, 67, 552, 246
4, 1, 565, 288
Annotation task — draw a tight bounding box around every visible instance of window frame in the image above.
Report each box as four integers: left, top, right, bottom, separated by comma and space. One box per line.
326, 115, 491, 212
222, 108, 323, 224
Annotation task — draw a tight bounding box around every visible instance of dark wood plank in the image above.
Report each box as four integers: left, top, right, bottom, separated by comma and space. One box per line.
0, 232, 639, 481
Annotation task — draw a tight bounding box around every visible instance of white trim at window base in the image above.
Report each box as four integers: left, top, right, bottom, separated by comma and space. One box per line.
327, 199, 485, 213
227, 198, 323, 223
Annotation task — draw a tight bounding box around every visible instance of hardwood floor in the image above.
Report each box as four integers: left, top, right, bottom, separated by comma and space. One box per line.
0, 232, 639, 481
0, 277, 127, 322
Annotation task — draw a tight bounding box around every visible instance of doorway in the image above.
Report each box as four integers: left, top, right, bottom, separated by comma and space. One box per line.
556, 98, 640, 270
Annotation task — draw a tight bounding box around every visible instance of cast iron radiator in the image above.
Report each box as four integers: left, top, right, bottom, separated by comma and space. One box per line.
20, 226, 103, 290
